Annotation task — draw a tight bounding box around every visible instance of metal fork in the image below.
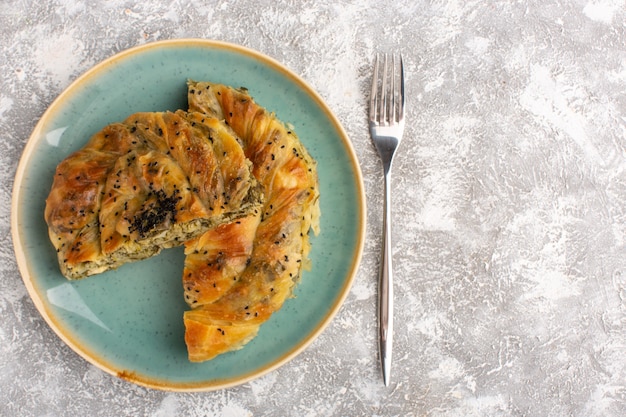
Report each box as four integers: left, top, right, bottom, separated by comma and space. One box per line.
369, 53, 405, 386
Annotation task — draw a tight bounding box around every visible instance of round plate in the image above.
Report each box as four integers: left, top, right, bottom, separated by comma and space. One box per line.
11, 39, 365, 391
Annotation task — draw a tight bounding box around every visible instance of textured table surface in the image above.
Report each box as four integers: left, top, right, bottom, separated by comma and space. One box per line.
2, 1, 626, 416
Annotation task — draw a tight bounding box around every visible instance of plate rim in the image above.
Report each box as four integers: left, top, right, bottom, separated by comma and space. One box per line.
10, 38, 366, 391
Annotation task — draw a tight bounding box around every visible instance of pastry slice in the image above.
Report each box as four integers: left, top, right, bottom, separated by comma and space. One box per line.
45, 110, 263, 279
182, 209, 262, 308
182, 81, 320, 362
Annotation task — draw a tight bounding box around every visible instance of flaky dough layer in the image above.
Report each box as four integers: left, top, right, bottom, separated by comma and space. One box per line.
45, 110, 262, 279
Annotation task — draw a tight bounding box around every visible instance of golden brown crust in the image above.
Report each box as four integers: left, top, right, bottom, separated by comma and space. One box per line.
184, 312, 260, 362
45, 110, 262, 279
182, 210, 261, 307
183, 81, 320, 362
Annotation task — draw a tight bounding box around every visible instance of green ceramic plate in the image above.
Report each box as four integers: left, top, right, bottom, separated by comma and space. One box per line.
11, 39, 365, 391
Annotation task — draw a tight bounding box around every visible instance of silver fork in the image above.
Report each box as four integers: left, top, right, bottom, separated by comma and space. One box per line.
369, 53, 405, 386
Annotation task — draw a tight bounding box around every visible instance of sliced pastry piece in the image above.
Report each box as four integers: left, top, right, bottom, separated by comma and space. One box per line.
182, 81, 320, 362
45, 110, 263, 280
182, 209, 262, 308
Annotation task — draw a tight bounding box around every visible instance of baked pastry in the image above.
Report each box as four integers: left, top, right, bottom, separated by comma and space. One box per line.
45, 110, 263, 279
44, 81, 320, 363
182, 81, 320, 361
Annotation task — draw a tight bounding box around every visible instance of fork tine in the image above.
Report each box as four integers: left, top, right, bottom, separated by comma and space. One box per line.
389, 54, 396, 125
381, 54, 388, 125
398, 54, 405, 123
369, 53, 379, 123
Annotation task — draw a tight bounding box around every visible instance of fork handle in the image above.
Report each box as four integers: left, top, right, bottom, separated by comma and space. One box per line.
379, 167, 394, 386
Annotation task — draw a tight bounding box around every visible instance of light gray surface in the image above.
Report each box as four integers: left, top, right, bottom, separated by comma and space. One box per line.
2, 0, 626, 416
